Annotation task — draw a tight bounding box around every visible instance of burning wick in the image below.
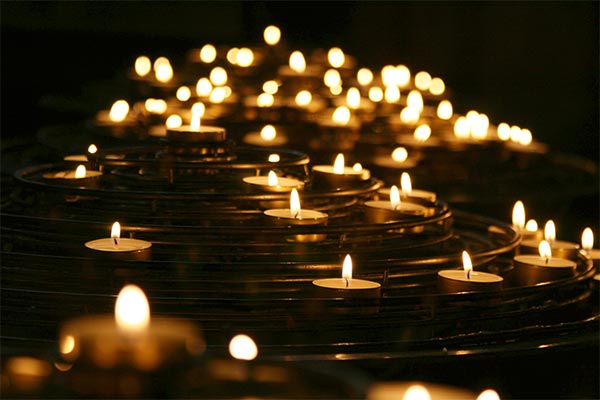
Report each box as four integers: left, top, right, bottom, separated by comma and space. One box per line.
111, 221, 121, 247
290, 189, 302, 220
539, 240, 552, 265
342, 254, 352, 287
463, 251, 473, 281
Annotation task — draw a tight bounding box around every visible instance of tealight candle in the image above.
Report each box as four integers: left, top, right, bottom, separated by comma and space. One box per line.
264, 189, 327, 226
372, 146, 419, 170
437, 251, 503, 293
581, 227, 600, 268
243, 170, 304, 193
511, 200, 543, 241
520, 220, 580, 260
312, 153, 370, 189
85, 221, 152, 260
94, 100, 139, 138
364, 186, 427, 224
243, 125, 288, 147
42, 164, 102, 185
367, 381, 481, 400
167, 102, 226, 142
513, 240, 577, 286
63, 144, 100, 171
378, 173, 436, 208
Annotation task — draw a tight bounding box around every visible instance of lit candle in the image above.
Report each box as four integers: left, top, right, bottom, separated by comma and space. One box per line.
63, 144, 100, 171
437, 251, 503, 293
243, 124, 288, 147
167, 102, 226, 142
581, 227, 600, 268
519, 220, 580, 260
313, 254, 381, 290
264, 189, 328, 226
367, 381, 479, 400
511, 201, 542, 241
312, 153, 370, 189
364, 186, 427, 223
42, 164, 102, 184
372, 147, 418, 170
85, 221, 152, 260
94, 100, 137, 138
513, 240, 577, 286
243, 170, 304, 193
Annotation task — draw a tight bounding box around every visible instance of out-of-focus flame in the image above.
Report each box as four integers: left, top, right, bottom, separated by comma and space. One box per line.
236, 47, 254, 67
295, 90, 312, 107
400, 106, 420, 125
369, 87, 384, 102
384, 86, 400, 103
289, 51, 306, 73
190, 103, 205, 131
582, 227, 594, 253
229, 334, 258, 360
544, 220, 556, 243
200, 44, 217, 63
347, 87, 361, 109
60, 335, 76, 355
453, 116, 470, 139
196, 78, 213, 97
396, 65, 411, 88
263, 25, 281, 46
497, 122, 511, 141
390, 185, 401, 210
144, 98, 167, 114
407, 90, 424, 112
512, 200, 525, 230
226, 48, 239, 65
260, 125, 277, 141
414, 71, 432, 90
328, 47, 345, 68
267, 171, 278, 187
257, 93, 275, 107
330, 85, 343, 96
413, 124, 431, 142
357, 68, 373, 86
74, 165, 86, 179
352, 163, 363, 172
109, 100, 129, 122
153, 57, 173, 83
87, 144, 98, 154
381, 65, 397, 87
476, 389, 500, 400
332, 106, 351, 125
539, 240, 552, 259
209, 67, 228, 86
391, 147, 408, 162
333, 153, 345, 174
403, 384, 431, 400
401, 172, 412, 196
166, 114, 183, 129
324, 69, 342, 88
519, 128, 532, 146
263, 80, 279, 94
526, 219, 538, 232
268, 154, 280, 163
429, 77, 445, 95
115, 284, 150, 334
176, 86, 191, 102
437, 100, 453, 120
471, 113, 489, 139
463, 251, 473, 280
135, 56, 151, 77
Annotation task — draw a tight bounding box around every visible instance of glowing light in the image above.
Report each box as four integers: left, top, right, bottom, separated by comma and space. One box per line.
414, 124, 431, 142
134, 56, 151, 77
109, 100, 129, 122
352, 163, 363, 172
332, 106, 351, 125
381, 65, 398, 87
368, 87, 384, 102
199, 44, 217, 63
415, 71, 432, 90
342, 254, 353, 281
87, 144, 98, 154
260, 125, 277, 141
176, 86, 191, 102
290, 188, 301, 217
403, 384, 431, 400
111, 221, 121, 242
263, 25, 281, 46
346, 87, 361, 109
333, 153, 345, 174
463, 251, 473, 280
144, 98, 167, 114
390, 185, 401, 210
209, 67, 228, 86
526, 219, 538, 232
153, 57, 173, 83
391, 147, 408, 162
429, 77, 445, 95
263, 80, 279, 94
236, 47, 254, 67
454, 116, 470, 139
407, 90, 424, 111
471, 113, 489, 139
74, 165, 86, 179
512, 200, 525, 230
519, 128, 532, 146
510, 125, 522, 142
190, 102, 205, 131
476, 389, 500, 400
166, 114, 183, 129
328, 47, 345, 68
544, 220, 556, 243
324, 69, 342, 88
330, 85, 342, 95
582, 228, 594, 253
268, 154, 280, 163
396, 65, 411, 87
295, 90, 312, 107
357, 68, 373, 86
60, 335, 75, 355
229, 334, 258, 360
465, 110, 479, 126
384, 86, 401, 103
115, 284, 150, 334
539, 240, 552, 259
401, 172, 412, 196
257, 93, 275, 107
209, 87, 226, 103
196, 78, 213, 97
289, 51, 306, 73
267, 171, 278, 187
437, 100, 453, 120
497, 122, 511, 141
400, 107, 420, 125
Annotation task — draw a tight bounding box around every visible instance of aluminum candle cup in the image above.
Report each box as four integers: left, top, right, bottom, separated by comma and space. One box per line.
42, 167, 102, 188
437, 270, 503, 293
512, 254, 577, 286
84, 222, 152, 261
312, 165, 369, 190
243, 175, 304, 193
167, 125, 226, 143
520, 239, 580, 261
363, 200, 427, 224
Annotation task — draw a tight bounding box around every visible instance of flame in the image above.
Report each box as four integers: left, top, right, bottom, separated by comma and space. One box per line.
229, 334, 258, 361
512, 200, 525, 230
415, 71, 432, 90
166, 114, 183, 129
263, 25, 281, 46
497, 122, 511, 141
257, 93, 275, 107
384, 86, 400, 103
391, 147, 408, 162
236, 47, 254, 67
471, 113, 489, 139
209, 87, 226, 103
289, 51, 306, 73
324, 69, 342, 88
453, 116, 470, 138
330, 85, 343, 96
539, 240, 552, 259
510, 125, 522, 142
476, 389, 500, 400
429, 77, 445, 95
369, 87, 384, 102
190, 103, 205, 131
328, 47, 345, 68
582, 227, 594, 252
400, 106, 420, 125
144, 98, 167, 114
544, 220, 556, 243
60, 335, 76, 354
342, 254, 353, 281
519, 128, 533, 146
263, 80, 279, 95
87, 144, 98, 154
153, 57, 173, 83
176, 86, 191, 102
400, 172, 412, 196
109, 100, 129, 122
115, 285, 150, 334
462, 251, 473, 280
396, 65, 411, 87
226, 48, 239, 65
357, 68, 373, 86
437, 100, 453, 120
295, 90, 312, 107
332, 106, 351, 125
414, 124, 431, 142
260, 125, 277, 141
390, 185, 401, 210
134, 56, 151, 77
352, 163, 363, 172
290, 188, 301, 218
209, 67, 228, 86
199, 44, 217, 63
268, 154, 280, 163
346, 87, 361, 109
526, 219, 538, 232
381, 65, 398, 87
111, 221, 120, 244
196, 78, 213, 97
407, 90, 424, 112
333, 154, 345, 174
403, 384, 431, 400
267, 171, 279, 187
74, 165, 86, 179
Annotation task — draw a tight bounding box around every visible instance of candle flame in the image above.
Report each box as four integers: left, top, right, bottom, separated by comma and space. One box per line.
144, 98, 167, 114
289, 51, 306, 73
525, 219, 538, 232
109, 100, 129, 122
115, 285, 150, 334
290, 188, 301, 218
190, 103, 205, 131
229, 334, 258, 360
328, 47, 345, 68
384, 86, 400, 103
134, 56, 151, 77
111, 221, 121, 244
414, 124, 431, 142
209, 67, 228, 86
381, 65, 398, 87
199, 44, 217, 63
226, 48, 239, 65
390, 185, 401, 210
391, 147, 408, 162
330, 85, 343, 96
582, 227, 594, 252
544, 220, 556, 243
332, 106, 351, 125
476, 389, 500, 400
196, 78, 213, 97
454, 116, 470, 138
342, 254, 353, 282
403, 384, 431, 400
497, 122, 511, 141
352, 163, 363, 172
346, 87, 361, 109
437, 100, 453, 120
74, 165, 86, 179
400, 106, 420, 125
176, 86, 192, 102
396, 65, 411, 88
267, 171, 278, 187
400, 172, 412, 196
510, 125, 522, 142
324, 69, 342, 88
415, 71, 432, 91
236, 47, 254, 67
429, 77, 445, 95
295, 90, 312, 107
263, 80, 279, 94
471, 113, 489, 139
153, 57, 173, 83
539, 240, 552, 259
268, 154, 280, 163
406, 90, 423, 112
166, 114, 183, 129
257, 93, 275, 107
333, 154, 345, 174
462, 251, 473, 280
60, 335, 76, 355
368, 87, 384, 102
263, 25, 281, 46
260, 125, 277, 141
519, 128, 533, 146
512, 200, 525, 230
357, 68, 373, 86
87, 144, 98, 154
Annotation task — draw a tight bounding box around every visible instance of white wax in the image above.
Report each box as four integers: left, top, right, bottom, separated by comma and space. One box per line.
364, 200, 426, 215
378, 187, 437, 203
43, 170, 102, 180
85, 238, 152, 253
243, 176, 304, 192
437, 270, 503, 283
243, 132, 288, 147
312, 278, 380, 290
167, 125, 226, 142
63, 155, 89, 162
513, 255, 577, 269
264, 208, 328, 224
372, 156, 418, 169
312, 165, 367, 177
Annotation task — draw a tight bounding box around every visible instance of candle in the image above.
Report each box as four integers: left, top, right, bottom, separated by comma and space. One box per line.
364, 186, 427, 223
513, 240, 577, 286
229, 334, 258, 361
264, 189, 327, 225
520, 220, 580, 260
94, 100, 138, 138
243, 170, 304, 193
511, 201, 543, 241
367, 381, 480, 400
42, 164, 102, 185
312, 153, 370, 189
63, 144, 100, 171
85, 221, 152, 260
243, 125, 288, 147
372, 147, 419, 170
581, 227, 600, 268
167, 102, 226, 142
437, 251, 503, 293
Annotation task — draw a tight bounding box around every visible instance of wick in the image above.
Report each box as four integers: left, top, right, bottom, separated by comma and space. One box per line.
545, 257, 549, 265
344, 278, 349, 288
113, 237, 119, 246
467, 269, 471, 280
294, 211, 301, 220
